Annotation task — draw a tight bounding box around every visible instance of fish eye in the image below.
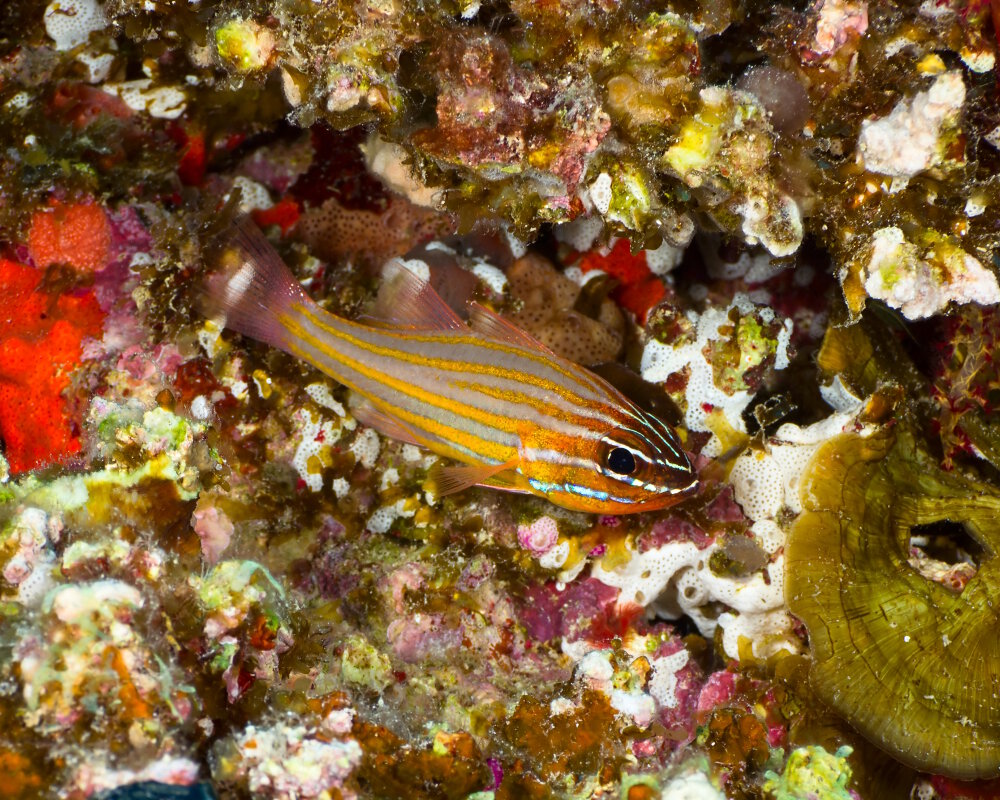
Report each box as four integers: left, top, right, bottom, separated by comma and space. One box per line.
606, 447, 637, 475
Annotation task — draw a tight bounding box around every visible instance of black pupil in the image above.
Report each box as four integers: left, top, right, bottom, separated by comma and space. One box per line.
607, 447, 636, 475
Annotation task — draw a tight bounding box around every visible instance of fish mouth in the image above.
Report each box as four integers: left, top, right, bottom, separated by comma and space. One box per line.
651, 448, 698, 495
651, 472, 699, 496
674, 474, 700, 495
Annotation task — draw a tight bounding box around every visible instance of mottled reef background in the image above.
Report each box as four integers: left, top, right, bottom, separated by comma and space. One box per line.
3, 1, 1000, 798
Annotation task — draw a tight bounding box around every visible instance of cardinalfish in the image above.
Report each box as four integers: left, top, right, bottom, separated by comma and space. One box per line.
203, 218, 698, 514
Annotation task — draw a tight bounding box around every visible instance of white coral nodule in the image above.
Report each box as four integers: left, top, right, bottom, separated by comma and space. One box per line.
861, 226, 1000, 320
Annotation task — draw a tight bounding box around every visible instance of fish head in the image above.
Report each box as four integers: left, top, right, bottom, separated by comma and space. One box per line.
519, 410, 698, 514
590, 412, 699, 512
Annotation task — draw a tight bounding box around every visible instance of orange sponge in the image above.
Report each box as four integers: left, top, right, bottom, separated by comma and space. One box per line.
28, 200, 112, 273
0, 259, 104, 474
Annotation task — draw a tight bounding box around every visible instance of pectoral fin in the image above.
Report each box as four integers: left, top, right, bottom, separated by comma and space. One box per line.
477, 469, 534, 495
349, 396, 424, 447
427, 458, 520, 497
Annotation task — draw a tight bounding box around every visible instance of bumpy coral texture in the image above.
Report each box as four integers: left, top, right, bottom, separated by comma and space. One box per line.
0, 259, 103, 473
28, 200, 112, 273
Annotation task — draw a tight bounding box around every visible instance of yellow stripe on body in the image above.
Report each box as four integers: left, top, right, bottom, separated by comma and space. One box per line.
279, 303, 648, 486
295, 303, 610, 410
280, 311, 517, 466
446, 378, 622, 438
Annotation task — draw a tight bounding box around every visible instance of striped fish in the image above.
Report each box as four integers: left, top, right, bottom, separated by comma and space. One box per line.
205, 219, 697, 514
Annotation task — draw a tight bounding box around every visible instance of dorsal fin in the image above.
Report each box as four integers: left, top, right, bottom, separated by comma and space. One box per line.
369, 259, 466, 331
468, 302, 555, 353
589, 362, 684, 427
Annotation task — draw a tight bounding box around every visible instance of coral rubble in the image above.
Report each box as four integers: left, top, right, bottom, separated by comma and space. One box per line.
1, 0, 1000, 798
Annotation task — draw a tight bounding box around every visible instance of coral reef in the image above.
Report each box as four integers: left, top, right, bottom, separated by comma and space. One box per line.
1, 0, 1000, 798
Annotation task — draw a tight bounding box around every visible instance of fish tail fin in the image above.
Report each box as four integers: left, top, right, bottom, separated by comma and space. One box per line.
201, 216, 309, 350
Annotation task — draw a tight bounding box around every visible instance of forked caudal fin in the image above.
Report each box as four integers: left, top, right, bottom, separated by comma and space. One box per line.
201, 216, 310, 350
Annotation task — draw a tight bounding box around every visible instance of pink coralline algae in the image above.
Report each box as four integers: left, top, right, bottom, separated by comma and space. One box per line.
191, 499, 234, 564
517, 516, 560, 555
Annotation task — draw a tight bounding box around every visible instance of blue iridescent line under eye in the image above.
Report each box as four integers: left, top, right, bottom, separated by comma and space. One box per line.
564, 483, 610, 502
527, 478, 630, 505
528, 478, 562, 494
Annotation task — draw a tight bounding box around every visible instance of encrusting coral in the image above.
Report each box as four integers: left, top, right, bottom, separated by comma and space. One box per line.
1, 0, 1000, 798
788, 420, 1000, 780
504, 253, 626, 366
787, 318, 1000, 780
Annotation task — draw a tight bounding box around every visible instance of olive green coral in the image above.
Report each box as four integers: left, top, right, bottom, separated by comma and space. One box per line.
787, 423, 1000, 778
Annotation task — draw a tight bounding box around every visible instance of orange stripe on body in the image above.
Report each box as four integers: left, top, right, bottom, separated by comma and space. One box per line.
281, 311, 516, 466
295, 303, 608, 409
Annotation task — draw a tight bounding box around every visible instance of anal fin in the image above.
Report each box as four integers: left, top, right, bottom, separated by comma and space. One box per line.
427, 458, 519, 497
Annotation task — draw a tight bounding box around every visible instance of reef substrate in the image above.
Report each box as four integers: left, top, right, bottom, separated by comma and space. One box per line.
2, 1, 1000, 798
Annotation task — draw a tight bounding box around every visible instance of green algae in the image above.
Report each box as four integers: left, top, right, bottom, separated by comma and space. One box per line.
193, 559, 286, 608
60, 538, 131, 572
214, 17, 276, 74
704, 306, 784, 397
3, 459, 194, 517
340, 633, 393, 693
763, 745, 855, 800
600, 11, 699, 139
